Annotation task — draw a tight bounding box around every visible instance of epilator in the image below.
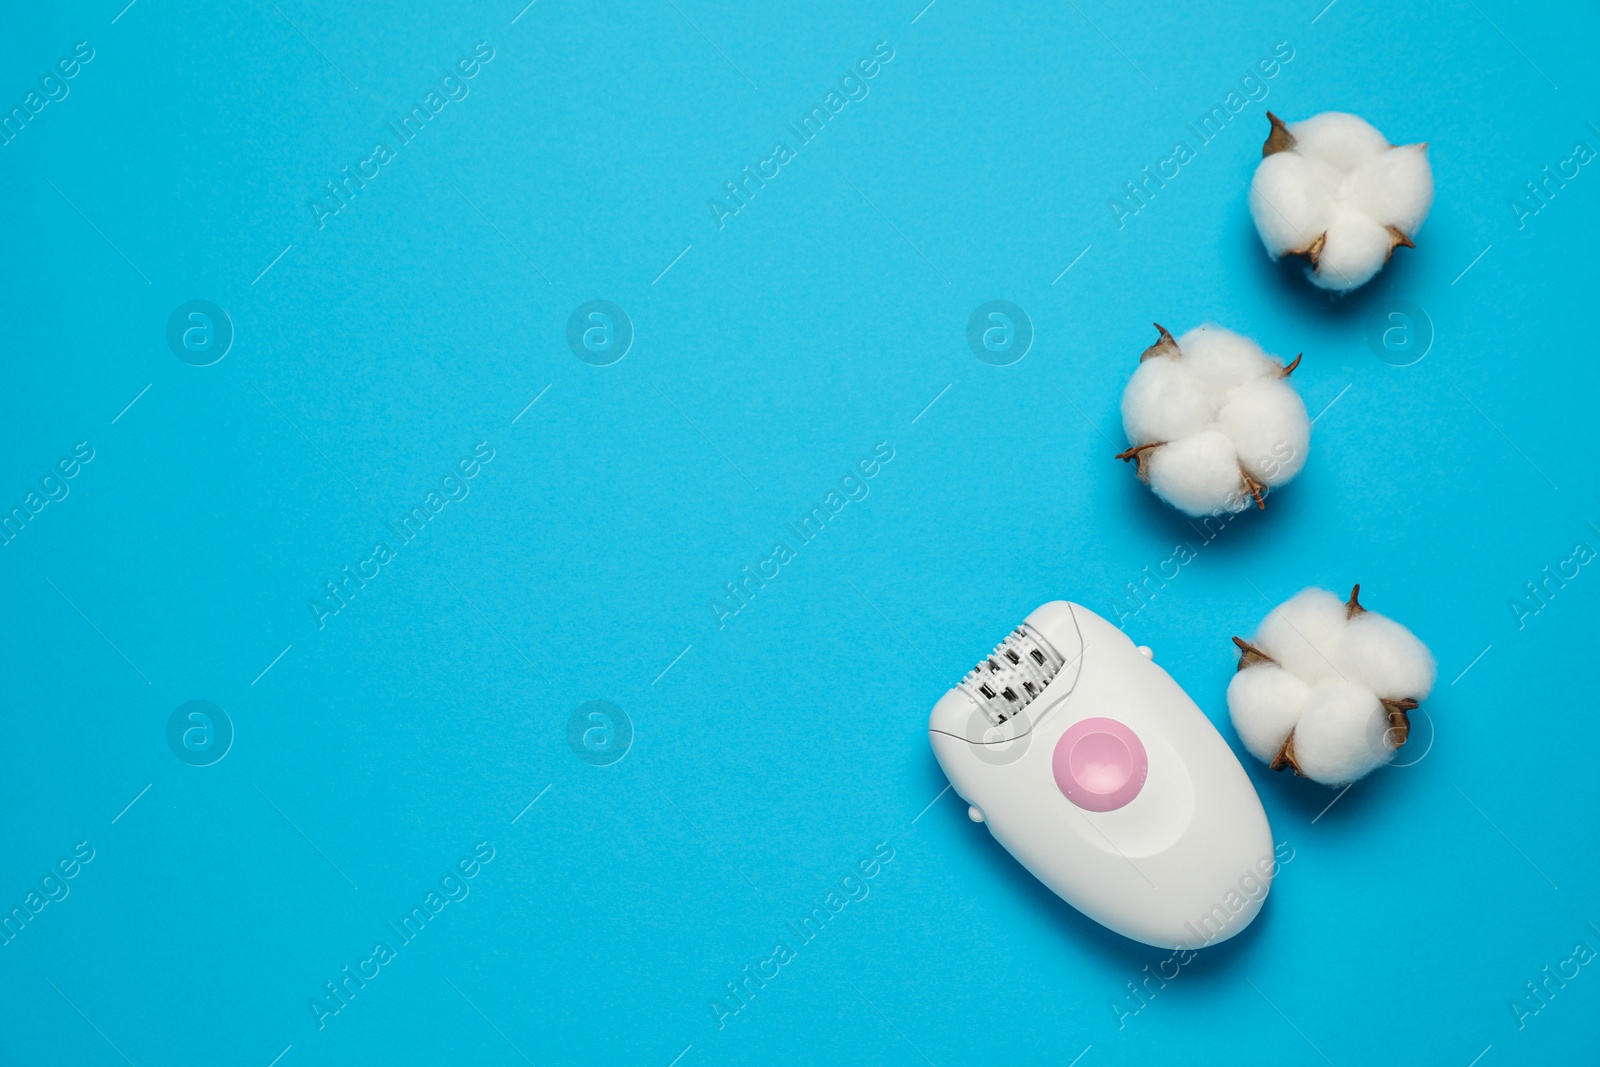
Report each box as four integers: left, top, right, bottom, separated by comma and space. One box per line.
929, 602, 1275, 948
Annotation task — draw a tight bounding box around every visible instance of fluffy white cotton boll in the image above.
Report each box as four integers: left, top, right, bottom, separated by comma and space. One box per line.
1121, 356, 1210, 445
1217, 378, 1310, 486
1341, 611, 1437, 700
1228, 665, 1312, 765
1249, 110, 1432, 293
1229, 584, 1435, 788
1254, 588, 1347, 683
1115, 323, 1311, 517
1249, 153, 1336, 257
1286, 112, 1392, 170
1348, 143, 1433, 237
1146, 431, 1249, 515
1176, 326, 1280, 399
1288, 678, 1392, 785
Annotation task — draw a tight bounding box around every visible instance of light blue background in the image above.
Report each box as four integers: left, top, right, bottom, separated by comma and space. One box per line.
2, 1, 1597, 1064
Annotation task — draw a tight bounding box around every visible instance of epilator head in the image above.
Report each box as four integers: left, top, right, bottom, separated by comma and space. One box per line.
929, 602, 1276, 949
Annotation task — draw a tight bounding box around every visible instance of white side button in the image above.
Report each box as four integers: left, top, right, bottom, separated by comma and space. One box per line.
1138, 645, 1153, 660
968, 805, 985, 823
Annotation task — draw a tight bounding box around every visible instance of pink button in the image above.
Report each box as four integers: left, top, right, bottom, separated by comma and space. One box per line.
1052, 717, 1148, 812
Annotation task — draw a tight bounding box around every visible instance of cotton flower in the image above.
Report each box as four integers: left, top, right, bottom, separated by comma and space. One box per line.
1228, 585, 1435, 787
1249, 111, 1433, 292
1116, 324, 1309, 517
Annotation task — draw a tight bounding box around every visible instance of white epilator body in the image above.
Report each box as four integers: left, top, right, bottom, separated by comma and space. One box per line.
929, 602, 1275, 949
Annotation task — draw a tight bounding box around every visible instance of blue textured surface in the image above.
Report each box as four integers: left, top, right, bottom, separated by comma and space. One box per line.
2, 2, 1598, 1064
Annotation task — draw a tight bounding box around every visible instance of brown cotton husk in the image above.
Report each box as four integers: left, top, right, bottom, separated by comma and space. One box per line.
1114, 442, 1159, 482
1140, 322, 1179, 362
1384, 225, 1416, 262
1270, 732, 1303, 776
1232, 636, 1276, 670
1292, 231, 1327, 267
1345, 583, 1365, 618
1262, 111, 1296, 156
1240, 471, 1266, 510
1382, 697, 1418, 746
